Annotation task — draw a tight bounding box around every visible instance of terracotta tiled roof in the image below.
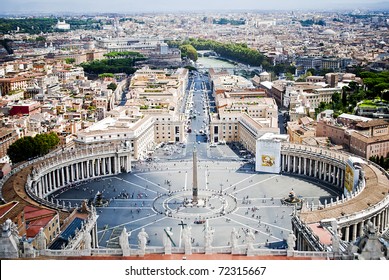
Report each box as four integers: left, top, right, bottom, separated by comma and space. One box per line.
308, 223, 332, 245
24, 205, 56, 220
351, 131, 389, 143
0, 201, 18, 218
0, 165, 70, 225
356, 119, 388, 128
26, 216, 54, 238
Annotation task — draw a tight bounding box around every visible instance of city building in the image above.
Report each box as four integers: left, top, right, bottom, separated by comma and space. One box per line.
74, 113, 155, 160
0, 128, 18, 160
349, 119, 389, 159
55, 20, 70, 30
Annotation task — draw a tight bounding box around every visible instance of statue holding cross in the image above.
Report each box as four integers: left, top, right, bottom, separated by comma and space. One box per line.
163, 227, 174, 254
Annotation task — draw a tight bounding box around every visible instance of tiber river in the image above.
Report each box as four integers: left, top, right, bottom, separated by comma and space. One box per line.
196, 51, 237, 69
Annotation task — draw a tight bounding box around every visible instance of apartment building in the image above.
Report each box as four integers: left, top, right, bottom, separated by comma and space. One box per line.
287, 117, 316, 144
349, 119, 389, 159
74, 115, 155, 160
0, 77, 29, 96
209, 73, 279, 151
316, 120, 350, 148
0, 128, 18, 160
316, 118, 389, 159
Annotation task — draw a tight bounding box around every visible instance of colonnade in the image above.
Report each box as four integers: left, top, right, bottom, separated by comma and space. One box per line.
293, 206, 389, 249
340, 207, 389, 242
283, 144, 389, 249
281, 153, 345, 190
28, 145, 131, 199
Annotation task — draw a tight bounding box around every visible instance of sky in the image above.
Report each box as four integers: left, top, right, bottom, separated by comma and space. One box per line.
1, 0, 389, 14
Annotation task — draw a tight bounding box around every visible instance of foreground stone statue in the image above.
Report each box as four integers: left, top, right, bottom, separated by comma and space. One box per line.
204, 226, 215, 254
163, 227, 173, 255
286, 231, 297, 256
231, 227, 239, 254
246, 229, 255, 255
137, 228, 149, 256
36, 228, 47, 251
119, 227, 131, 257
0, 219, 20, 259
182, 225, 192, 255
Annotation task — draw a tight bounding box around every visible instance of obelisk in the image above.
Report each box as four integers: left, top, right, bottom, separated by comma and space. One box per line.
192, 147, 198, 203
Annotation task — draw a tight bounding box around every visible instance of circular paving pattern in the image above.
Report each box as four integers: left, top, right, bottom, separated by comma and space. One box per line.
153, 189, 238, 220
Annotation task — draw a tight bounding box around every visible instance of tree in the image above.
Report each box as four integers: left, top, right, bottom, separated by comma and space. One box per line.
331, 92, 341, 104
285, 73, 294, 81
64, 58, 75, 64
98, 73, 114, 78
307, 68, 316, 75
7, 136, 36, 163
7, 132, 60, 164
107, 82, 117, 91
180, 44, 198, 61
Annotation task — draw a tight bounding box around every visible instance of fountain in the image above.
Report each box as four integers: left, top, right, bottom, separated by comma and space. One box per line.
281, 190, 303, 208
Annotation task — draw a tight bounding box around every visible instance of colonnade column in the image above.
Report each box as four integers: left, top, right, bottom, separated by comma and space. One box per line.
377, 213, 382, 233
352, 223, 358, 241
359, 221, 364, 237
293, 156, 296, 173
344, 226, 350, 242
45, 174, 49, 194
61, 167, 66, 186
108, 157, 112, 174
96, 158, 101, 176
56, 169, 60, 189
81, 162, 84, 180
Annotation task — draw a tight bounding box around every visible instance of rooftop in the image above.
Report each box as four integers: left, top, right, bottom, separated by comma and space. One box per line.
356, 119, 389, 129
299, 163, 389, 224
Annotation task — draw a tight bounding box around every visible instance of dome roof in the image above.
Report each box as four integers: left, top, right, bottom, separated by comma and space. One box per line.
322, 29, 337, 36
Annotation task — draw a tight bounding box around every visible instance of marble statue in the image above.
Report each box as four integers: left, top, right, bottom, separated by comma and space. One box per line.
138, 228, 149, 254
204, 226, 215, 248
231, 227, 239, 249
364, 221, 376, 235
182, 225, 192, 253
119, 227, 131, 256
83, 231, 92, 250
287, 231, 296, 250
245, 229, 255, 251
163, 227, 173, 254
36, 228, 47, 250
331, 220, 341, 254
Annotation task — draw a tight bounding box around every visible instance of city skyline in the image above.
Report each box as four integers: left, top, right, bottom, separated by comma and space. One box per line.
1, 0, 389, 14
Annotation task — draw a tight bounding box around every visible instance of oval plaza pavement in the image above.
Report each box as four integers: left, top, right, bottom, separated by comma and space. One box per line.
54, 156, 338, 249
